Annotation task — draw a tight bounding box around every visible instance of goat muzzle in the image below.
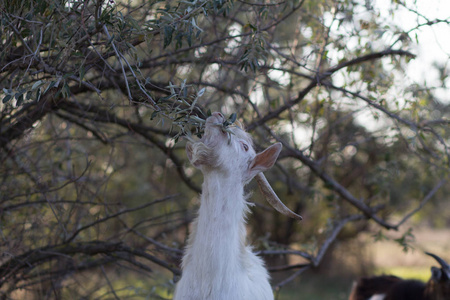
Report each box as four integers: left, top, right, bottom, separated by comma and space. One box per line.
255, 173, 302, 220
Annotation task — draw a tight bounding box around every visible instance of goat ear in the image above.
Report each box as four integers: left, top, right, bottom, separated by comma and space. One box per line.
431, 267, 443, 281
247, 143, 282, 178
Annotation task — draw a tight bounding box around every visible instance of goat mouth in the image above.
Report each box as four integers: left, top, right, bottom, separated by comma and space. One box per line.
203, 114, 237, 145
206, 112, 225, 125
205, 113, 238, 132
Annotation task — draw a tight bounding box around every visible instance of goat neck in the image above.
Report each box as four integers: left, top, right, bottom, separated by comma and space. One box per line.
184, 171, 249, 277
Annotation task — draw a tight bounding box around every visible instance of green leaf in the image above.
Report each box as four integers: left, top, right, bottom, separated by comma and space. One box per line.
175, 31, 183, 49
62, 82, 70, 98
187, 28, 192, 47
36, 88, 41, 102
44, 81, 56, 94
229, 112, 237, 123
16, 94, 24, 106
32, 80, 44, 90
79, 66, 86, 84
2, 95, 12, 103
223, 112, 237, 127
163, 26, 174, 48
150, 111, 159, 120
127, 17, 141, 31
246, 23, 257, 32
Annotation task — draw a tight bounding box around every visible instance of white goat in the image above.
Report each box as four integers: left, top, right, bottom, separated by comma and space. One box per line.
173, 112, 301, 300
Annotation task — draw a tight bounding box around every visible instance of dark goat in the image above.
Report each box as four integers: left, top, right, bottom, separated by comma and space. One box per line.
349, 252, 450, 300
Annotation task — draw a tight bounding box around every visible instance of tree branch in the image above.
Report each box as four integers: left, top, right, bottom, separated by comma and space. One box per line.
247, 49, 416, 131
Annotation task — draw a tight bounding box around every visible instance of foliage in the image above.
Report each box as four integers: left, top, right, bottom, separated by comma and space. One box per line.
1, 0, 449, 298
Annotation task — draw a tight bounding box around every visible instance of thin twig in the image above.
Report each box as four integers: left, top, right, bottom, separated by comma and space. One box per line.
102, 24, 133, 100
65, 194, 179, 243
100, 266, 120, 300
395, 179, 446, 228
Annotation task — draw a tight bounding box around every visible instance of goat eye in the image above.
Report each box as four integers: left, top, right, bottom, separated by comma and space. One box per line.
243, 143, 249, 152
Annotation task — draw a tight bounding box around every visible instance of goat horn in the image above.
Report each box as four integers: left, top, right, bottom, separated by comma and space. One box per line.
255, 173, 302, 220
425, 252, 450, 271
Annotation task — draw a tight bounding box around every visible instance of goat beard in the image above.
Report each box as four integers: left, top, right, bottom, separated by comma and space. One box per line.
186, 141, 220, 168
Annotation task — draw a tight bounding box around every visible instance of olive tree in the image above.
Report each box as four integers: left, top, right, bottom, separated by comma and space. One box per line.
1, 0, 449, 298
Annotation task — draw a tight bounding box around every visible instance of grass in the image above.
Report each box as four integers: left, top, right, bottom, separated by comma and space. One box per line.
275, 275, 353, 300
375, 266, 431, 282
273, 266, 431, 300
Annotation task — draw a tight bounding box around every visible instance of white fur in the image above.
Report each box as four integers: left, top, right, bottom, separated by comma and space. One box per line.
174, 113, 274, 300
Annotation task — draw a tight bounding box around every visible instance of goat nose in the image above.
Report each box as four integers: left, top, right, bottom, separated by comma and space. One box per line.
212, 112, 224, 119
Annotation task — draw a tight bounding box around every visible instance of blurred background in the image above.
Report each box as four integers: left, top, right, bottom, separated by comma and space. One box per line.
1, 0, 449, 299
